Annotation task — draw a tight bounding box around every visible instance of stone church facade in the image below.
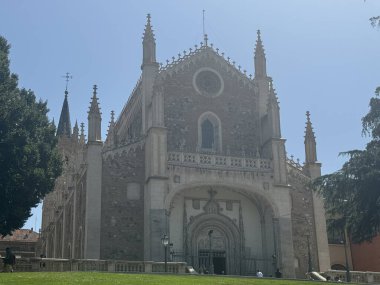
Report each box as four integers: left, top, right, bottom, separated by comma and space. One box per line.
41, 15, 330, 278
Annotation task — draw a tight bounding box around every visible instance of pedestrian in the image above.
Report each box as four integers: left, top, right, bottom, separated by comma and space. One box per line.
3, 248, 16, 272
256, 270, 263, 278
275, 268, 282, 278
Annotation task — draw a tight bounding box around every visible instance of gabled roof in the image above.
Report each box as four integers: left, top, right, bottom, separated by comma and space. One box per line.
114, 43, 257, 138
158, 44, 255, 89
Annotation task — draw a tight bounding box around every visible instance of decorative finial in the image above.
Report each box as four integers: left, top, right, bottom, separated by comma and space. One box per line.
306, 111, 311, 122
79, 122, 85, 144
204, 34, 208, 46
256, 147, 261, 158
202, 9, 207, 45
62, 72, 72, 92
93, 84, 98, 96
147, 13, 151, 25
143, 13, 155, 42
111, 110, 115, 123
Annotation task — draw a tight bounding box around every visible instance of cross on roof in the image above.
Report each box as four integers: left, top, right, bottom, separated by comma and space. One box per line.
62, 72, 72, 91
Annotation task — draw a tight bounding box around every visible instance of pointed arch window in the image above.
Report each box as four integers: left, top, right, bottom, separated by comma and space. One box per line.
198, 112, 222, 153
201, 119, 214, 149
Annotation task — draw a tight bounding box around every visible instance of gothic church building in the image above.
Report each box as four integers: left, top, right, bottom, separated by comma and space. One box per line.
41, 15, 330, 278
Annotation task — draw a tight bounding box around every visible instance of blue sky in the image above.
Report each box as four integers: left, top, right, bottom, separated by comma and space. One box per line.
1, 0, 379, 232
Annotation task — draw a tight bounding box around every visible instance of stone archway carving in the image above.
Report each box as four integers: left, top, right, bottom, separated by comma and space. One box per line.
185, 189, 243, 275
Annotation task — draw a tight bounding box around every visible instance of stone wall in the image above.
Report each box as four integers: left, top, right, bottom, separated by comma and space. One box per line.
163, 56, 260, 157
74, 171, 86, 259
100, 144, 145, 260
288, 166, 319, 278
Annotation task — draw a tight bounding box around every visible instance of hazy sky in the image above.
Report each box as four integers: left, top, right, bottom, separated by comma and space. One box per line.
1, 0, 379, 231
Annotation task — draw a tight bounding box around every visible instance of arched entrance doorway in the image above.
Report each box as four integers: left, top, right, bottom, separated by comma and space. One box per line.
168, 185, 278, 276
184, 189, 242, 274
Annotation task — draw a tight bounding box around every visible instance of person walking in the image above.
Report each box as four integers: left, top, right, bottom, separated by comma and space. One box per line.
3, 248, 16, 272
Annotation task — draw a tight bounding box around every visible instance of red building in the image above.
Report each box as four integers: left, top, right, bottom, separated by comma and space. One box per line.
351, 235, 380, 272
0, 229, 39, 258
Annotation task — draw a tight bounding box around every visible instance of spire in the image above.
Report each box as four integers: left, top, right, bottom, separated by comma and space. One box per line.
72, 120, 79, 142
254, 30, 267, 78
106, 110, 116, 146
79, 122, 85, 144
89, 85, 101, 115
304, 111, 317, 163
56, 90, 72, 137
88, 85, 102, 142
142, 13, 157, 66
267, 79, 281, 138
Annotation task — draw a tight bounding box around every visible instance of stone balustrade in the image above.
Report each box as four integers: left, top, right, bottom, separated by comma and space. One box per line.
325, 270, 380, 283
13, 258, 187, 274
168, 151, 272, 172
10, 259, 380, 282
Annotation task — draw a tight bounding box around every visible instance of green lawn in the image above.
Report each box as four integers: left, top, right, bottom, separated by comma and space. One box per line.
0, 272, 333, 285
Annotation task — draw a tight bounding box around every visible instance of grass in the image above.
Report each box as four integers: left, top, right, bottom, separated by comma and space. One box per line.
0, 272, 334, 285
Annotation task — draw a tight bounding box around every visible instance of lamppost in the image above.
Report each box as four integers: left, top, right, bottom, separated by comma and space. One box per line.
341, 200, 351, 283
169, 242, 174, 261
342, 227, 351, 282
306, 234, 313, 273
161, 234, 169, 273
208, 230, 214, 274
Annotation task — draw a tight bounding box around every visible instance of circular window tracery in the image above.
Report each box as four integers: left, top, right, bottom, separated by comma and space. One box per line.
193, 68, 224, 97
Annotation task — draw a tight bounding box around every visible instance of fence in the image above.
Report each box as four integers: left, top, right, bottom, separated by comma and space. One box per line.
12, 258, 187, 274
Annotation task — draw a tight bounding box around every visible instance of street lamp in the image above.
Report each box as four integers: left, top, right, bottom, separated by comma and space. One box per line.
341, 200, 351, 282
342, 228, 351, 282
208, 230, 214, 274
161, 234, 169, 273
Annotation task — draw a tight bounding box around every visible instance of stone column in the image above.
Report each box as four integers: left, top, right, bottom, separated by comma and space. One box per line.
84, 141, 102, 259
278, 216, 296, 278
144, 126, 168, 261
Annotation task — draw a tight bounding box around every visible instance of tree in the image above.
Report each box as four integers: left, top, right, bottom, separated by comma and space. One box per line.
0, 36, 62, 236
313, 88, 380, 243
370, 16, 380, 28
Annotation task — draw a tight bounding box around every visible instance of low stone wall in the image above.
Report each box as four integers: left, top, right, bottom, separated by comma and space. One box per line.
325, 270, 380, 283
13, 258, 187, 274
